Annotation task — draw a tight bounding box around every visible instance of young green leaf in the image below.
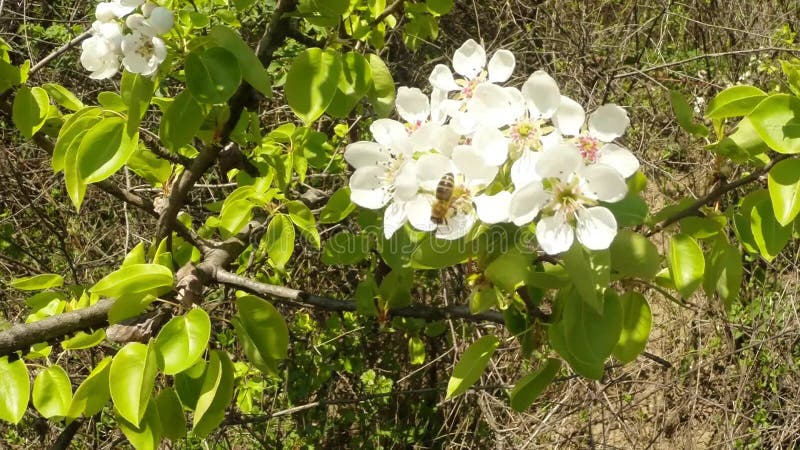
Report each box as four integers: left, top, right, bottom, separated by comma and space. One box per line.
612, 292, 652, 363
768, 158, 800, 226
668, 233, 705, 298
42, 83, 84, 111
121, 71, 155, 132
159, 89, 204, 151
90, 263, 173, 297
192, 350, 235, 438
77, 116, 139, 184
509, 358, 561, 412
67, 357, 112, 421
62, 329, 106, 350
155, 388, 186, 441
109, 342, 159, 426
154, 308, 211, 375
32, 365, 72, 419
9, 273, 63, 290
748, 94, 800, 154
750, 197, 792, 261
0, 357, 30, 424
703, 237, 743, 310
185, 47, 242, 104
285, 48, 342, 123
287, 200, 321, 248
262, 214, 295, 268
319, 187, 356, 224
12, 85, 49, 138
669, 90, 708, 137
408, 336, 426, 365
116, 400, 162, 450
208, 25, 271, 97
446, 335, 500, 399
366, 53, 395, 118
52, 106, 102, 173
235, 296, 289, 360
609, 231, 660, 280
705, 85, 766, 119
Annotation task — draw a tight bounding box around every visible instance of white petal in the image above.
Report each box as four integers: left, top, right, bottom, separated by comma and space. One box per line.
535, 143, 582, 181
510, 151, 542, 189
141, 1, 156, 17
504, 87, 527, 121
536, 213, 574, 254
521, 70, 560, 119
597, 143, 639, 178
487, 49, 515, 83
467, 83, 516, 128
370, 119, 407, 148
474, 192, 511, 224
575, 207, 617, 250
508, 182, 549, 226
429, 64, 460, 91
588, 104, 630, 142
452, 39, 486, 79
407, 195, 437, 232
553, 95, 585, 137
452, 145, 498, 188
428, 124, 461, 156
416, 153, 454, 190
393, 161, 419, 202
396, 86, 430, 124
580, 164, 627, 202
344, 141, 389, 169
95, 2, 117, 21
472, 126, 508, 166
383, 202, 407, 239
429, 88, 449, 124
449, 110, 478, 135
540, 130, 563, 150
436, 212, 475, 240
147, 7, 174, 34
350, 166, 389, 209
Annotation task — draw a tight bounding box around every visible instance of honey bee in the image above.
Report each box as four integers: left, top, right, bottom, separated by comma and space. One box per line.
430, 173, 472, 239
431, 172, 456, 225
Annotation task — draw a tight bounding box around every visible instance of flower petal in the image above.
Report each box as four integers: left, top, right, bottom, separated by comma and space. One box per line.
521, 70, 560, 118
597, 143, 639, 178
416, 153, 454, 190
396, 86, 430, 124
536, 212, 574, 254
472, 126, 508, 166
474, 192, 511, 224
411, 123, 459, 155
436, 212, 475, 240
452, 145, 499, 188
383, 201, 407, 239
575, 207, 617, 250
535, 143, 582, 181
429, 64, 460, 91
553, 95, 585, 137
468, 83, 516, 128
147, 7, 174, 35
430, 88, 449, 124
580, 164, 627, 202
370, 119, 407, 148
510, 151, 542, 189
508, 182, 550, 226
407, 195, 437, 232
349, 166, 389, 209
449, 110, 479, 135
452, 39, 486, 79
393, 161, 419, 202
344, 141, 389, 169
588, 104, 630, 141
487, 49, 515, 83
504, 87, 527, 121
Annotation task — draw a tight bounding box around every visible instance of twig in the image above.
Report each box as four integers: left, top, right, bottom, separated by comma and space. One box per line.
370, 0, 404, 27
29, 31, 92, 76
647, 153, 793, 236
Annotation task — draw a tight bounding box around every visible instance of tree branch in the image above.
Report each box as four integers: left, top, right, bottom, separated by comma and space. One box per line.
647, 153, 792, 236
29, 31, 92, 76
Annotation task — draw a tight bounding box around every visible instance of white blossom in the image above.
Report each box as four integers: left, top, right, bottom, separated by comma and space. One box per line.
121, 32, 167, 76
80, 21, 123, 80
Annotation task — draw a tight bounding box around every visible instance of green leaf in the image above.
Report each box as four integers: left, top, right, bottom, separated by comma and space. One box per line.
52, 107, 102, 173
32, 365, 72, 419
548, 318, 604, 379
732, 189, 769, 254
98, 91, 127, 112
705, 85, 766, 119
319, 187, 356, 224
62, 329, 106, 350
750, 197, 792, 261
781, 60, 800, 96
12, 85, 49, 138
154, 308, 211, 375
366, 53, 395, 117
159, 89, 204, 151
378, 268, 413, 309
155, 389, 186, 441
218, 198, 254, 237
208, 26, 271, 97
121, 71, 155, 132
185, 47, 242, 104
0, 357, 29, 424
9, 273, 63, 290
231, 0, 256, 10
768, 158, 800, 226
67, 357, 111, 421
108, 293, 156, 324
562, 289, 623, 368
116, 400, 162, 450
127, 145, 173, 185
446, 335, 499, 399
561, 244, 608, 314
287, 200, 321, 248
470, 285, 500, 314
426, 0, 454, 15
235, 296, 290, 360
263, 214, 294, 268
509, 358, 561, 412
603, 193, 649, 227
326, 52, 373, 117
322, 231, 369, 265
43, 83, 84, 111
669, 90, 708, 137
485, 251, 533, 292
408, 336, 425, 365
609, 231, 660, 280
678, 216, 725, 239
409, 234, 471, 269
612, 292, 652, 363
90, 263, 173, 297
708, 117, 770, 163
192, 350, 235, 438
110, 342, 158, 426
668, 233, 705, 298
77, 116, 139, 184
285, 48, 342, 123
748, 94, 800, 154
703, 237, 743, 310
174, 361, 205, 410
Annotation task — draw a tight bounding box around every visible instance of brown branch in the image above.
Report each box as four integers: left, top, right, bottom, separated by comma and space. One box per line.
212, 268, 505, 324
370, 0, 404, 27
647, 153, 792, 236
29, 31, 92, 76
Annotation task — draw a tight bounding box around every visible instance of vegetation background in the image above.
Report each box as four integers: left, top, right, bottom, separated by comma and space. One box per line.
1, 0, 800, 448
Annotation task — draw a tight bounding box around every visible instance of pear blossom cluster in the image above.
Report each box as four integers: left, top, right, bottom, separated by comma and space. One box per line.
344, 39, 640, 254
80, 0, 174, 79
